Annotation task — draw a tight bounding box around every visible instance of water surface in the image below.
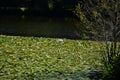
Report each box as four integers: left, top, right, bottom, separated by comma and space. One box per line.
0, 16, 80, 39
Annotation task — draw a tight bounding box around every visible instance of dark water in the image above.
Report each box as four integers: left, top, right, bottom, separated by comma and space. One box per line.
0, 16, 80, 39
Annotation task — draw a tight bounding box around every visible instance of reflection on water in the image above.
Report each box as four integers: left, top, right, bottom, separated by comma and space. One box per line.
0, 16, 80, 39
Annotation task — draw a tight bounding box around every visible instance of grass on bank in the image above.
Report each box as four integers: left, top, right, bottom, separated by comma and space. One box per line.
0, 35, 103, 80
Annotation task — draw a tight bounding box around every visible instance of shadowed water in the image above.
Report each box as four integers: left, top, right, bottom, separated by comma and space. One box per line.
0, 16, 80, 39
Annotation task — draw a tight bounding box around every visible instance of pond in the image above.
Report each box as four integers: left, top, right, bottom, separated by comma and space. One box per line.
0, 15, 80, 39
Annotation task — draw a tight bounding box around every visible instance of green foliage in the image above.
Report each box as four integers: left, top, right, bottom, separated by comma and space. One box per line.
0, 35, 102, 80
74, 0, 120, 79
74, 3, 88, 25
20, 7, 27, 12
102, 42, 120, 80
103, 55, 120, 80
74, 0, 120, 40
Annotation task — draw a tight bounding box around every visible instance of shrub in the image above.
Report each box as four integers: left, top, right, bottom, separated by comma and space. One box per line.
102, 42, 120, 80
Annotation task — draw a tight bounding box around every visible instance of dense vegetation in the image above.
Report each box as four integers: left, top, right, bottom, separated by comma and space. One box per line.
74, 0, 120, 40
0, 0, 120, 79
0, 0, 78, 16
74, 0, 120, 79
0, 35, 103, 80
